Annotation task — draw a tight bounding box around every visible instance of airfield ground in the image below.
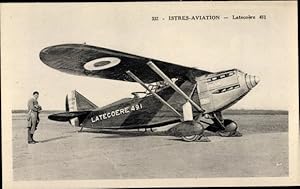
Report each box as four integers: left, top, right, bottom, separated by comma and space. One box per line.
12, 112, 288, 180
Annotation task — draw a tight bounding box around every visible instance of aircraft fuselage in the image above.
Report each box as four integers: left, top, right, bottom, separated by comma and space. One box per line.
79, 69, 259, 129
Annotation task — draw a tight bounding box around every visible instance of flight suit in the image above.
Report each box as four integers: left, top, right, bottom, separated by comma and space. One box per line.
27, 98, 42, 143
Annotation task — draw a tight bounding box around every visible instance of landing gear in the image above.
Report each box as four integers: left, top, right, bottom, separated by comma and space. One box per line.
79, 126, 84, 132
169, 121, 210, 142
182, 135, 201, 142
181, 134, 211, 142
216, 119, 242, 137
205, 112, 242, 137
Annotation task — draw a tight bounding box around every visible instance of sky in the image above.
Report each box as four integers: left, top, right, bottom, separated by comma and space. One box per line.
1, 2, 298, 110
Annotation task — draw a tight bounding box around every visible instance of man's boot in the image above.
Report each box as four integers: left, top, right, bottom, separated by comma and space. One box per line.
28, 129, 35, 144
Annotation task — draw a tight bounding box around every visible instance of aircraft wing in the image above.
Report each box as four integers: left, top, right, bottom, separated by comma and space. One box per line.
40, 44, 211, 83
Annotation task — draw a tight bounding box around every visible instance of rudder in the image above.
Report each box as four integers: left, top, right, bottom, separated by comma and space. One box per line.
66, 90, 98, 126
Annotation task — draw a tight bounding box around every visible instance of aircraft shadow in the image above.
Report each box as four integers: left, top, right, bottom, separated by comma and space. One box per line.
167, 138, 187, 142
78, 129, 219, 139
82, 129, 171, 139
204, 131, 220, 136
38, 135, 72, 143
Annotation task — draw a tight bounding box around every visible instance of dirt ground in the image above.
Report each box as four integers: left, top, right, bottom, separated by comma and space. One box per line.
12, 113, 288, 180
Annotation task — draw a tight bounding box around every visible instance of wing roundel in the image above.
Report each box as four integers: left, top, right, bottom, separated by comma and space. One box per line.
40, 44, 211, 83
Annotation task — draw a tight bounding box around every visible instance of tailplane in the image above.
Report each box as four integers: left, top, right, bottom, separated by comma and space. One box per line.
49, 90, 97, 126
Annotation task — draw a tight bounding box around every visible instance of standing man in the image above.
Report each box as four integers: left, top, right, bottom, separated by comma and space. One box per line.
27, 91, 42, 144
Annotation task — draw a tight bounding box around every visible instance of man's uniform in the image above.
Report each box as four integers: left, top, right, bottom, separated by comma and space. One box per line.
27, 98, 42, 143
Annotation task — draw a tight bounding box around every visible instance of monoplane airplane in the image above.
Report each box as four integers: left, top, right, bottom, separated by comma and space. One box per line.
40, 44, 260, 142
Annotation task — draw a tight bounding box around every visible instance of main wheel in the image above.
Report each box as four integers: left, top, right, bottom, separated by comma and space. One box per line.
181, 121, 205, 142
181, 135, 201, 142
217, 119, 241, 137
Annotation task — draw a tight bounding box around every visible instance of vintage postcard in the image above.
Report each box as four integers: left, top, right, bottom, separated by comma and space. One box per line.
1, 1, 299, 188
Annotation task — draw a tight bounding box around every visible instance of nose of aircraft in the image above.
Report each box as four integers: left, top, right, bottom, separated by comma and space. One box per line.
254, 76, 260, 84
245, 74, 260, 89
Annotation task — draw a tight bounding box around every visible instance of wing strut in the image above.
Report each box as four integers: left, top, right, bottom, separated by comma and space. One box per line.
147, 61, 204, 113
126, 71, 183, 119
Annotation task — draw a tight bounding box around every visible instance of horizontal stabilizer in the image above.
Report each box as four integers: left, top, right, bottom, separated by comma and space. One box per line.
48, 111, 91, 122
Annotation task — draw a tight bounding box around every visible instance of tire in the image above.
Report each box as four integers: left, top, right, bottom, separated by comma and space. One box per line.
181, 135, 201, 142
180, 121, 205, 142
217, 119, 238, 137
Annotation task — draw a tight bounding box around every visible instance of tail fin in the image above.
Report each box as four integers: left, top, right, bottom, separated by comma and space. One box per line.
65, 90, 97, 126
66, 90, 98, 112
48, 90, 97, 126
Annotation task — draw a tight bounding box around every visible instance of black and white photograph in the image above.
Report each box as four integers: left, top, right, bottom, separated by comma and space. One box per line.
1, 1, 299, 188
